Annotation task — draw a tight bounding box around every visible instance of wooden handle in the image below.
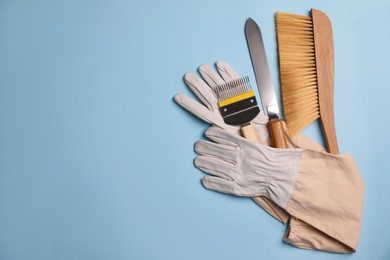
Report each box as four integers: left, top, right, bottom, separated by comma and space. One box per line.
241, 124, 260, 144
268, 118, 288, 148
312, 9, 339, 155
320, 118, 339, 154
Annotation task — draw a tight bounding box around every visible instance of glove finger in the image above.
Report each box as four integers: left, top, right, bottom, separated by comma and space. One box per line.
195, 156, 235, 180
184, 72, 218, 111
201, 176, 237, 195
174, 93, 216, 125
204, 126, 241, 147
198, 64, 225, 89
215, 61, 241, 82
195, 140, 237, 162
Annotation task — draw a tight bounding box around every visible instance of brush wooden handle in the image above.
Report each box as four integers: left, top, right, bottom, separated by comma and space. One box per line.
241, 124, 260, 144
268, 118, 288, 148
312, 9, 339, 155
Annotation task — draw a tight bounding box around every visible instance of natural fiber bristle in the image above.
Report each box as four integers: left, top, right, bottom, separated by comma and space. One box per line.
276, 12, 320, 136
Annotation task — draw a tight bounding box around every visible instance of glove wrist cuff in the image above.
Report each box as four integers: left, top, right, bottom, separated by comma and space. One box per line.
264, 148, 303, 209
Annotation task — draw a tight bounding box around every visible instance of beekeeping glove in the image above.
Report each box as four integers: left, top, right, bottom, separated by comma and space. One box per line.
195, 126, 364, 252
174, 61, 290, 223
195, 126, 302, 208
174, 61, 270, 143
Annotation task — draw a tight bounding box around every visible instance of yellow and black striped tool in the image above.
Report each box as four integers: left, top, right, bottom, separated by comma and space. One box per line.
214, 76, 261, 142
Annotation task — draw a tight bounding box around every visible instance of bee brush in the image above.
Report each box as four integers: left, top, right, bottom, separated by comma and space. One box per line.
276, 9, 339, 154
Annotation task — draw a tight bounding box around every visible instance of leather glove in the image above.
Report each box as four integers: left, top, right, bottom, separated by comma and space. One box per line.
195, 127, 302, 209
174, 61, 270, 143
174, 61, 290, 223
195, 126, 364, 252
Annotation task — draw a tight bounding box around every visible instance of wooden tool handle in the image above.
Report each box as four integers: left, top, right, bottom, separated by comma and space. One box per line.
312, 9, 339, 155
268, 118, 288, 148
241, 124, 260, 144
320, 118, 339, 154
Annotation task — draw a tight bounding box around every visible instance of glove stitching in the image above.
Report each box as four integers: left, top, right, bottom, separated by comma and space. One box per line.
206, 134, 240, 152
200, 166, 234, 182
199, 154, 237, 167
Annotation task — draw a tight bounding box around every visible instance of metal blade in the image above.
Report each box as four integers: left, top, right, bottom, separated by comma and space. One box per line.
245, 18, 279, 118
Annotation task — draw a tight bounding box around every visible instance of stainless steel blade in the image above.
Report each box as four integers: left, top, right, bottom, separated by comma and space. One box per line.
245, 18, 279, 118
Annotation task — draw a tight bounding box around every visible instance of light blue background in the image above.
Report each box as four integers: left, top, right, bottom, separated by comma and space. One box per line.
0, 0, 389, 259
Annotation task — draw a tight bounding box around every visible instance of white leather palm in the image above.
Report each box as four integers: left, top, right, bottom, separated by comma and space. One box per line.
195, 127, 302, 209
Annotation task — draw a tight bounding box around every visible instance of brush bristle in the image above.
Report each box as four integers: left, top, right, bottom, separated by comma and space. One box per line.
276, 12, 320, 136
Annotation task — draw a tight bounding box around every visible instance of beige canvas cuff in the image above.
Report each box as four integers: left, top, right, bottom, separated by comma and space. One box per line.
286, 150, 365, 251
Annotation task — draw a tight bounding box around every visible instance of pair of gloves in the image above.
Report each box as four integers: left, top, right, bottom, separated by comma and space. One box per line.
174, 61, 364, 253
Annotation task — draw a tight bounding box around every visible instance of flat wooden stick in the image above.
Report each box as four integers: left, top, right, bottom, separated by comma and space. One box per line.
241, 124, 260, 144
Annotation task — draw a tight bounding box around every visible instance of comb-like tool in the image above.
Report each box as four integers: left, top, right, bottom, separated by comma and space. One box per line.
214, 76, 261, 143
